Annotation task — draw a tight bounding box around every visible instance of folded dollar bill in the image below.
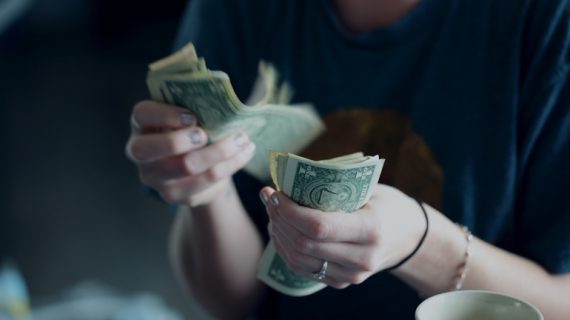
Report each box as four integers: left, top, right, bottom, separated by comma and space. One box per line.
258, 151, 385, 296
146, 43, 325, 181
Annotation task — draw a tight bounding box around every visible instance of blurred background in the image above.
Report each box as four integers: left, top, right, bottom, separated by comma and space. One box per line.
0, 0, 200, 317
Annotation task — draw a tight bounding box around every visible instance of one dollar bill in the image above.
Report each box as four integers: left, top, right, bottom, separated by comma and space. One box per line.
257, 151, 384, 296
146, 43, 325, 181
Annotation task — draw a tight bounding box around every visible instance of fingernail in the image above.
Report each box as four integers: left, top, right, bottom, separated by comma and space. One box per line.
271, 194, 280, 207
189, 129, 202, 144
259, 191, 268, 206
180, 113, 194, 126
234, 132, 248, 147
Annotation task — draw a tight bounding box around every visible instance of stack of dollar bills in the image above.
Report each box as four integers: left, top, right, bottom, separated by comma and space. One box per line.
257, 151, 384, 296
146, 43, 325, 181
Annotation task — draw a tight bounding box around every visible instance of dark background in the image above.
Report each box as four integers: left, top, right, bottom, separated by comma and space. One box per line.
0, 0, 202, 317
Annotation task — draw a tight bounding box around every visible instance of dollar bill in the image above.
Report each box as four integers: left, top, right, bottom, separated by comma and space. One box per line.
146, 43, 325, 181
258, 151, 385, 296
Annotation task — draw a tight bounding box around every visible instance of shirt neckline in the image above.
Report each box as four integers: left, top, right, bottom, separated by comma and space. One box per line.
319, 0, 447, 48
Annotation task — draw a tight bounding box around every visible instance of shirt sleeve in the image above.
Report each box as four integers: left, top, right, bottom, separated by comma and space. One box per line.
516, 0, 570, 273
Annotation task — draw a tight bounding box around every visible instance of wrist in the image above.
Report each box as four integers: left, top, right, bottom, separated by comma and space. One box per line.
390, 204, 466, 296
184, 178, 235, 211
384, 198, 429, 271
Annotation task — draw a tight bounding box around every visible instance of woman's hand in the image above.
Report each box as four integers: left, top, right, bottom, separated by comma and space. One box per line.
125, 100, 256, 207
260, 184, 426, 289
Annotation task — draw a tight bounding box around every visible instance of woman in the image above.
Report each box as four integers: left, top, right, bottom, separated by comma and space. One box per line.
126, 0, 570, 318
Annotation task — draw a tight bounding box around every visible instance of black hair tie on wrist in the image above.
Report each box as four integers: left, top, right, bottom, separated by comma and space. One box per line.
385, 198, 430, 271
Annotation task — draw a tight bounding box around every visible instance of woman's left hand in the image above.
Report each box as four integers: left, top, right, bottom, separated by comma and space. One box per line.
260, 184, 427, 289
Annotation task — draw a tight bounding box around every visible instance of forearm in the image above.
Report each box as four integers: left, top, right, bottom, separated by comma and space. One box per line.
464, 239, 570, 320
169, 179, 264, 319
393, 203, 570, 320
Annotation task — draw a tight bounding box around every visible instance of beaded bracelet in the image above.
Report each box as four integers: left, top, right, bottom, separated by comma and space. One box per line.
450, 225, 473, 290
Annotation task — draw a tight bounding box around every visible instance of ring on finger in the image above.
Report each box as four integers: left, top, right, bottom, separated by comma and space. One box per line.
312, 260, 328, 280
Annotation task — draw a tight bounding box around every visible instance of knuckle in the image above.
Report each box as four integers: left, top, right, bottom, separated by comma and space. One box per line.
183, 151, 203, 179
163, 134, 181, 155
366, 226, 382, 244
183, 155, 199, 176
310, 220, 330, 240
358, 255, 377, 272
204, 166, 224, 183
294, 235, 313, 254
132, 101, 147, 115
349, 273, 368, 285
224, 158, 243, 175
209, 141, 228, 159
127, 138, 146, 161
215, 141, 234, 159
132, 101, 150, 123
164, 158, 189, 179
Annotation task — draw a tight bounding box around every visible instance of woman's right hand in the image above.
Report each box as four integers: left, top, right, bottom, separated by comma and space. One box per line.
125, 100, 256, 207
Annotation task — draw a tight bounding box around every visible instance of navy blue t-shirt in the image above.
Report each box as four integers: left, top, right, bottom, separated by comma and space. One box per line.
175, 0, 570, 318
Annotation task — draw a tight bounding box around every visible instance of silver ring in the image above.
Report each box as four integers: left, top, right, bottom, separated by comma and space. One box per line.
312, 260, 328, 280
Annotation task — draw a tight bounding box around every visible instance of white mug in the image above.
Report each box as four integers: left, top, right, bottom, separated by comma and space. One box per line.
415, 290, 543, 320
